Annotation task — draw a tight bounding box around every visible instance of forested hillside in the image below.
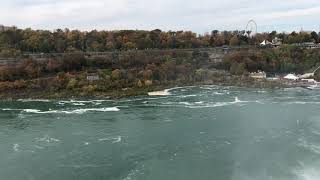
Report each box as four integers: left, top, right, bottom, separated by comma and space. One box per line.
1, 27, 320, 98
0, 27, 319, 56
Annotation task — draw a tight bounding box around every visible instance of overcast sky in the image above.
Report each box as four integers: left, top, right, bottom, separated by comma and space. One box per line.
1, 0, 320, 33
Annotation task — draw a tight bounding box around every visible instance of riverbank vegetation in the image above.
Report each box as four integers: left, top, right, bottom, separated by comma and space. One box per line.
218, 45, 320, 79
0, 50, 228, 98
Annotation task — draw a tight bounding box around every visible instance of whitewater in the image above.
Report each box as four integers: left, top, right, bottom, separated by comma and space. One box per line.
0, 85, 320, 180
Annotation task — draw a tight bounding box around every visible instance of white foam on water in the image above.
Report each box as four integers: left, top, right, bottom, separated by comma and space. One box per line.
311, 131, 320, 136
2, 108, 58, 114
58, 164, 111, 168
72, 103, 85, 106
17, 99, 51, 102
186, 97, 250, 109
98, 138, 112, 141
295, 162, 320, 180
200, 85, 220, 90
299, 170, 319, 180
178, 102, 193, 105
66, 107, 120, 114
36, 135, 61, 143
2, 108, 20, 111
84, 142, 90, 146
256, 90, 267, 93
112, 136, 122, 143
195, 101, 204, 104
163, 119, 173, 122
200, 87, 216, 90
123, 164, 145, 180
234, 97, 250, 103
2, 107, 120, 114
58, 99, 112, 105
99, 136, 122, 143
178, 94, 198, 98
298, 138, 320, 154
212, 92, 225, 95
17, 113, 26, 119
285, 101, 320, 105
13, 144, 20, 152
24, 109, 48, 113
148, 89, 171, 96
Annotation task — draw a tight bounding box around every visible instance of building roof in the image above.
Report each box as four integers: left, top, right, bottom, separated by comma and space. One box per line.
260, 40, 273, 46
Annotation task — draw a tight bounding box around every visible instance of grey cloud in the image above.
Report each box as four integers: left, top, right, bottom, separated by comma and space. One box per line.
0, 0, 319, 33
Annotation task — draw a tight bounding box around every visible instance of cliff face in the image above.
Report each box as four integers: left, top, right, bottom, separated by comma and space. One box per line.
3, 46, 304, 99
0, 48, 229, 64
0, 48, 236, 98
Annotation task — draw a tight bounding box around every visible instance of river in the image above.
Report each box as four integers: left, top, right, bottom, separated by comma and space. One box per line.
0, 86, 319, 180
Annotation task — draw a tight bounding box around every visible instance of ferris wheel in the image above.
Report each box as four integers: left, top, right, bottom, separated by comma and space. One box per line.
245, 20, 257, 37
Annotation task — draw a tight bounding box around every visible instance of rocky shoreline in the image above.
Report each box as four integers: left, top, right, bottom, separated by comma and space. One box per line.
0, 76, 291, 100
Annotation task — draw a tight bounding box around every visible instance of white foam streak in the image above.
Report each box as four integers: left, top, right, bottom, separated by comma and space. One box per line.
66, 107, 120, 114
2, 107, 120, 114
298, 139, 320, 154
36, 135, 61, 143
296, 163, 320, 180
299, 169, 319, 180
13, 144, 20, 152
148, 89, 171, 96
285, 101, 320, 105
17, 99, 51, 102
186, 97, 249, 109
235, 97, 241, 103
99, 136, 122, 143
58, 99, 112, 105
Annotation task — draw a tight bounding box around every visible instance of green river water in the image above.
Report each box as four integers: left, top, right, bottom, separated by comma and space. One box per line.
0, 86, 319, 180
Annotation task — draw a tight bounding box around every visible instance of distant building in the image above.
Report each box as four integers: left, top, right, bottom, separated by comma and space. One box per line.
86, 74, 100, 81
260, 40, 272, 46
250, 71, 267, 79
260, 38, 282, 48
272, 37, 282, 47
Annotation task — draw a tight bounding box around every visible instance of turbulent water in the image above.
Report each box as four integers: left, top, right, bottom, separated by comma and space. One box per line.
1, 86, 320, 180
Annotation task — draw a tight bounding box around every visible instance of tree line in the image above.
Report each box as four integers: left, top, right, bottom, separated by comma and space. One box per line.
0, 27, 320, 56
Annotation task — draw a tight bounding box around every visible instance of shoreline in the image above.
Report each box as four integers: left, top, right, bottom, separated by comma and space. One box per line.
0, 77, 291, 101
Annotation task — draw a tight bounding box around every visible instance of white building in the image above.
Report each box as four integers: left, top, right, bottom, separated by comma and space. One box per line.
250, 71, 267, 79
86, 74, 100, 81
260, 40, 272, 46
